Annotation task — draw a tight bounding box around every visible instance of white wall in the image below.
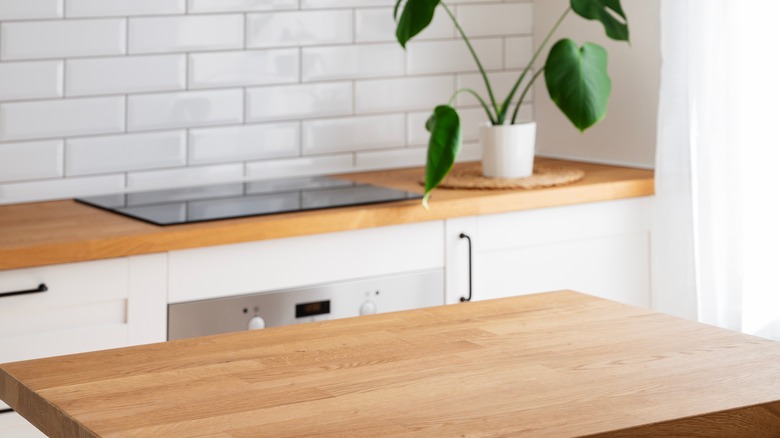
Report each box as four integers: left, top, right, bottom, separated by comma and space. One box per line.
533, 0, 660, 168
0, 0, 534, 204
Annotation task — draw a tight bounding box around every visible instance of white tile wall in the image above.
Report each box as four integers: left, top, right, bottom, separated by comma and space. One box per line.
0, 0, 63, 21
0, 96, 125, 141
66, 131, 186, 175
0, 140, 63, 182
247, 10, 352, 48
66, 0, 185, 18
0, 0, 535, 205
247, 82, 352, 122
189, 50, 299, 89
66, 55, 186, 96
1, 19, 126, 60
127, 89, 243, 131
188, 0, 297, 13
0, 61, 63, 101
189, 122, 299, 164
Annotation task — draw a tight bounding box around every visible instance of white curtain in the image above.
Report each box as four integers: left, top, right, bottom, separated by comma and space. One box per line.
655, 0, 780, 340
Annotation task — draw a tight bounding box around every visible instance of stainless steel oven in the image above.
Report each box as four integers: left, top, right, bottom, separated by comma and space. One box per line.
167, 269, 444, 340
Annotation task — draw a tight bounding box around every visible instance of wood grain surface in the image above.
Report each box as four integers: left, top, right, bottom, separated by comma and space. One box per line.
0, 159, 654, 270
2, 291, 780, 437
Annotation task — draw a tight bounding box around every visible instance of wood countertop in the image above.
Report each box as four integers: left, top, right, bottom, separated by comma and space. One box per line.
0, 159, 653, 270
2, 291, 780, 437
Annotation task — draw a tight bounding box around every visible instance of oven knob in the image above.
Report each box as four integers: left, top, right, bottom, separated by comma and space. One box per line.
247, 315, 266, 330
360, 300, 377, 316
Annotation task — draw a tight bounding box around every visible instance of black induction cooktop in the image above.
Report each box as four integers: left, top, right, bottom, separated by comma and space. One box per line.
76, 176, 422, 226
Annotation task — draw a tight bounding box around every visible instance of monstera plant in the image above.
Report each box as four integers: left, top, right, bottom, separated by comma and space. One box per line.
394, 0, 630, 206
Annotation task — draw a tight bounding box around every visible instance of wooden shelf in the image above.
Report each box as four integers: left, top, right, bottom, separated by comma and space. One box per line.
0, 159, 653, 270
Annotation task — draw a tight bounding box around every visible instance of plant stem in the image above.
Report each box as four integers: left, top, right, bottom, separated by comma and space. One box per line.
510, 67, 544, 124
499, 7, 571, 123
441, 2, 499, 122
449, 88, 496, 124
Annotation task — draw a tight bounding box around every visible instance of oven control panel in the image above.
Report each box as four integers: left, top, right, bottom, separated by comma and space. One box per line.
168, 269, 444, 340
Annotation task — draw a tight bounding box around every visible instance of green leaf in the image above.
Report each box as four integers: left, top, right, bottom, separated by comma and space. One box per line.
571, 0, 629, 42
395, 0, 440, 48
544, 39, 611, 132
423, 105, 461, 207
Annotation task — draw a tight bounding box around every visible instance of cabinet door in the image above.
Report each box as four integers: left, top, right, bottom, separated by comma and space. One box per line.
0, 255, 167, 413
447, 197, 651, 307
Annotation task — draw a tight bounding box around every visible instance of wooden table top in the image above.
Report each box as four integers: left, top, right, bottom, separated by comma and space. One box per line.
0, 159, 653, 270
2, 291, 780, 437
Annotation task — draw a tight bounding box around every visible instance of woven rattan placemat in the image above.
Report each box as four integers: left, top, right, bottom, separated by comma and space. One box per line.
431, 162, 585, 190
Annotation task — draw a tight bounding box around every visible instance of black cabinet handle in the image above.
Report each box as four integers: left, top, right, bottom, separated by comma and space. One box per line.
459, 233, 473, 303
0, 408, 12, 415
0, 283, 48, 299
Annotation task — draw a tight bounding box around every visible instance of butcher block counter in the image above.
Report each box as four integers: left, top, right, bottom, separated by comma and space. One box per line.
2, 291, 780, 437
0, 158, 653, 270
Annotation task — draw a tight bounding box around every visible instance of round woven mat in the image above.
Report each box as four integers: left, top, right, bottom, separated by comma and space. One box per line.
433, 162, 585, 190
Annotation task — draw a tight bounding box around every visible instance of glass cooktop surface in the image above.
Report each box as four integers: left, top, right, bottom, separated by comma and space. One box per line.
76, 176, 422, 226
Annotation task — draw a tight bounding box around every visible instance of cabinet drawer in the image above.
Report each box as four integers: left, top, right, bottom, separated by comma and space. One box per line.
169, 221, 445, 303
0, 258, 130, 364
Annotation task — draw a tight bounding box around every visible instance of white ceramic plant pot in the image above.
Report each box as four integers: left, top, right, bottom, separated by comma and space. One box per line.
480, 122, 536, 178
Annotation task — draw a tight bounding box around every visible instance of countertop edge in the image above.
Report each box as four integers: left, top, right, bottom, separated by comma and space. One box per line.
0, 161, 654, 270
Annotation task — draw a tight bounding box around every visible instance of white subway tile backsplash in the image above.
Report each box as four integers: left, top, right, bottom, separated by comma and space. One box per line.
458, 141, 482, 163
1, 19, 126, 61
189, 50, 299, 89
129, 15, 244, 54
355, 147, 426, 172
247, 82, 352, 122
188, 0, 297, 13
0, 175, 125, 205
407, 38, 503, 75
0, 96, 124, 141
66, 0, 185, 18
0, 140, 63, 183
66, 131, 186, 176
456, 3, 532, 37
460, 106, 493, 142
0, 61, 62, 101
127, 163, 243, 190
66, 55, 186, 97
246, 154, 354, 180
0, 0, 62, 21
247, 10, 352, 48
356, 75, 454, 114
302, 114, 404, 155
128, 89, 243, 132
302, 44, 404, 82
355, 7, 453, 43
190, 123, 299, 164
505, 37, 534, 70
0, 2, 531, 203
301, 0, 392, 7
455, 70, 532, 108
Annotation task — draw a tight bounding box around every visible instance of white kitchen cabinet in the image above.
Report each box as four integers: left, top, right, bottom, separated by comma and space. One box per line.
0, 411, 45, 437
445, 197, 652, 306
168, 221, 445, 304
0, 253, 167, 414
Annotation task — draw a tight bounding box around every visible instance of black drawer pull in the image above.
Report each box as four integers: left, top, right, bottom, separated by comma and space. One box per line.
0, 408, 12, 415
459, 233, 473, 303
0, 283, 48, 299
